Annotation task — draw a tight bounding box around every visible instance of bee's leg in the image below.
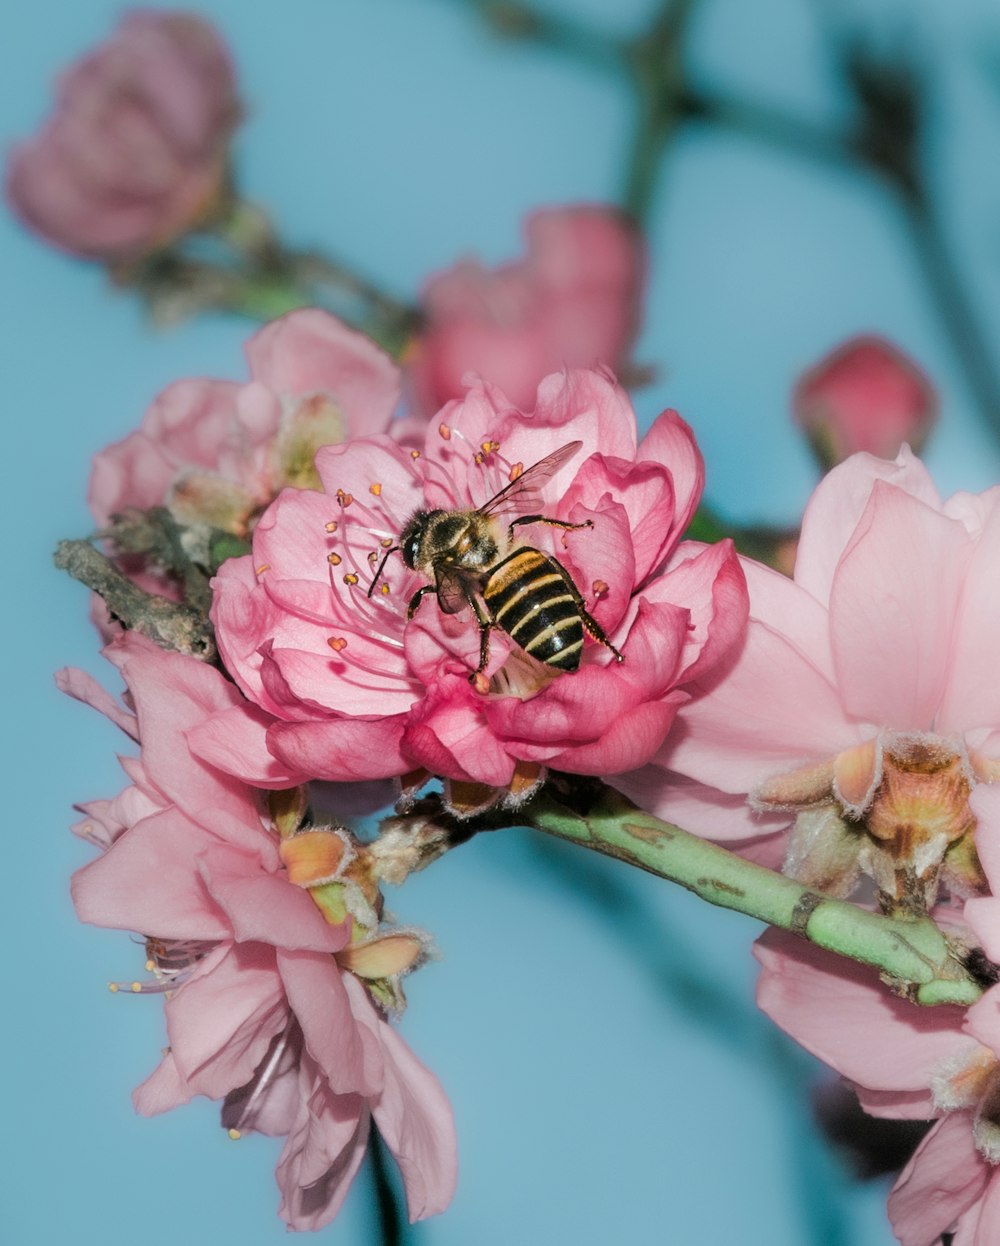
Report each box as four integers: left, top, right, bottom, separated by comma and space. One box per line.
407, 585, 436, 619
550, 557, 624, 664
506, 515, 594, 543
467, 594, 495, 685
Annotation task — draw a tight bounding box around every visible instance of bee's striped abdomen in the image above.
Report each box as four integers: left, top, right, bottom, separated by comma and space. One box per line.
483, 549, 584, 671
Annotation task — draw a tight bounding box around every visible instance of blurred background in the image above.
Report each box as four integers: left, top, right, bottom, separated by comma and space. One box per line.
7, 0, 1000, 1242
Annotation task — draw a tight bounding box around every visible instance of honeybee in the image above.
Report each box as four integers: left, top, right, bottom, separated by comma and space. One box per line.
368, 441, 624, 684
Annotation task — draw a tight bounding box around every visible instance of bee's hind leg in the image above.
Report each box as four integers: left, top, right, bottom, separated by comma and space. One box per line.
467, 594, 496, 690
551, 557, 624, 664
506, 515, 594, 543
406, 585, 436, 619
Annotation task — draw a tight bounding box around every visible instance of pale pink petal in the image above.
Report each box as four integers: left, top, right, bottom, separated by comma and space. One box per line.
277, 950, 382, 1097
829, 482, 972, 729
133, 1049, 193, 1115
373, 1019, 458, 1220
662, 616, 859, 794
198, 845, 349, 954
973, 1171, 1000, 1246
187, 702, 309, 788
71, 809, 232, 940
276, 1076, 370, 1232
795, 447, 942, 607
755, 929, 969, 1098
402, 674, 516, 787
165, 943, 287, 1100
612, 768, 790, 843
55, 665, 138, 741
939, 502, 1000, 733
888, 1114, 988, 1246
245, 309, 401, 439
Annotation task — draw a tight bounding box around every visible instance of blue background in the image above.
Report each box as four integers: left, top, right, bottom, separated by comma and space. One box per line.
6, 1, 1000, 1242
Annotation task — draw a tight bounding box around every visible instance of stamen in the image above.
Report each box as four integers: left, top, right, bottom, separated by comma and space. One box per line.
410, 449, 421, 459
509, 463, 524, 482
327, 637, 348, 652
255, 563, 269, 577
438, 423, 451, 440
325, 520, 338, 533
370, 483, 382, 496
343, 574, 359, 586
327, 552, 342, 566
228, 1129, 242, 1141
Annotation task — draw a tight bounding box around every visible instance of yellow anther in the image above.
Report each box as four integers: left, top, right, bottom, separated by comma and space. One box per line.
370, 482, 382, 496
343, 574, 359, 586
367, 550, 379, 564
481, 440, 500, 454
81, 823, 93, 835
228, 1128, 242, 1141
381, 537, 395, 548
380, 584, 391, 596
410, 449, 421, 459
327, 552, 342, 566
509, 463, 524, 482
145, 960, 155, 973
108, 983, 119, 993
328, 636, 348, 652
325, 520, 339, 533
438, 423, 451, 440
131, 982, 142, 993
336, 489, 354, 507
255, 563, 270, 577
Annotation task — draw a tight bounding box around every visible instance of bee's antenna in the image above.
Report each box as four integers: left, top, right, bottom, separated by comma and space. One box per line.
367, 546, 400, 598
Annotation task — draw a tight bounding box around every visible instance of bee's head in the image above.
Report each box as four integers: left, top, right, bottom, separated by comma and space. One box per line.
400, 510, 440, 569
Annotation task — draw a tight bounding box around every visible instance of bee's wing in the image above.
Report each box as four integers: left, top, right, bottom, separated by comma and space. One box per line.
435, 565, 470, 615
478, 441, 583, 520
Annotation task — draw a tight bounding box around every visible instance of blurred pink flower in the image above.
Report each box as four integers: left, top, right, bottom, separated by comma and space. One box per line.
793, 335, 937, 470
90, 308, 402, 534
755, 926, 1000, 1245
62, 632, 456, 1229
200, 369, 745, 793
407, 207, 644, 416
621, 449, 1000, 904
7, 11, 241, 261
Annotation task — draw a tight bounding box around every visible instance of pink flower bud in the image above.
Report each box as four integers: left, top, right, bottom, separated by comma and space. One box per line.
7, 11, 241, 261
792, 335, 937, 469
407, 206, 645, 415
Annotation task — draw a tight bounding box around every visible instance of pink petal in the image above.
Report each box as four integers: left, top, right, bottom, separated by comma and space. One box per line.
277, 950, 382, 1097
165, 943, 288, 1100
55, 665, 138, 741
402, 674, 516, 786
71, 809, 232, 940
611, 768, 790, 843
755, 928, 969, 1098
795, 446, 942, 607
636, 407, 705, 549
187, 702, 309, 788
267, 715, 409, 782
663, 616, 858, 794
373, 1019, 458, 1221
829, 482, 972, 729
939, 501, 1000, 733
198, 845, 349, 954
132, 1048, 193, 1115
888, 1113, 988, 1246
244, 309, 401, 440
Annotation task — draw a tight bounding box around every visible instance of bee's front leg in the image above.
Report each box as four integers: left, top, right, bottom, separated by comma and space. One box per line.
407, 585, 435, 620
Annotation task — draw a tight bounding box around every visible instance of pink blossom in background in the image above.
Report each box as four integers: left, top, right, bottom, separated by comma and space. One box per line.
755, 926, 1000, 1244
793, 335, 938, 470
407, 207, 644, 416
89, 308, 402, 533
62, 633, 456, 1229
7, 11, 240, 261
201, 368, 746, 794
619, 448, 1000, 901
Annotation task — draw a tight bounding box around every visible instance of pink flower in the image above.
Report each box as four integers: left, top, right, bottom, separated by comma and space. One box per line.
200, 369, 746, 794
407, 207, 644, 416
755, 924, 1000, 1245
7, 11, 240, 261
623, 449, 1000, 908
89, 308, 402, 533
63, 633, 456, 1229
792, 335, 937, 470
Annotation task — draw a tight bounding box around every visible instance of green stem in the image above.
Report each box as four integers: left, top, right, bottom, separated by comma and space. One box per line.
521, 783, 983, 1006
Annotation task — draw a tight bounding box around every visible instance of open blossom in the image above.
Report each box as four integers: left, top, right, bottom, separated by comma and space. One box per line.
197, 368, 746, 797
7, 12, 240, 261
63, 632, 456, 1229
793, 336, 938, 470
90, 308, 402, 536
621, 449, 1000, 910
407, 207, 644, 417
755, 814, 1000, 1246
